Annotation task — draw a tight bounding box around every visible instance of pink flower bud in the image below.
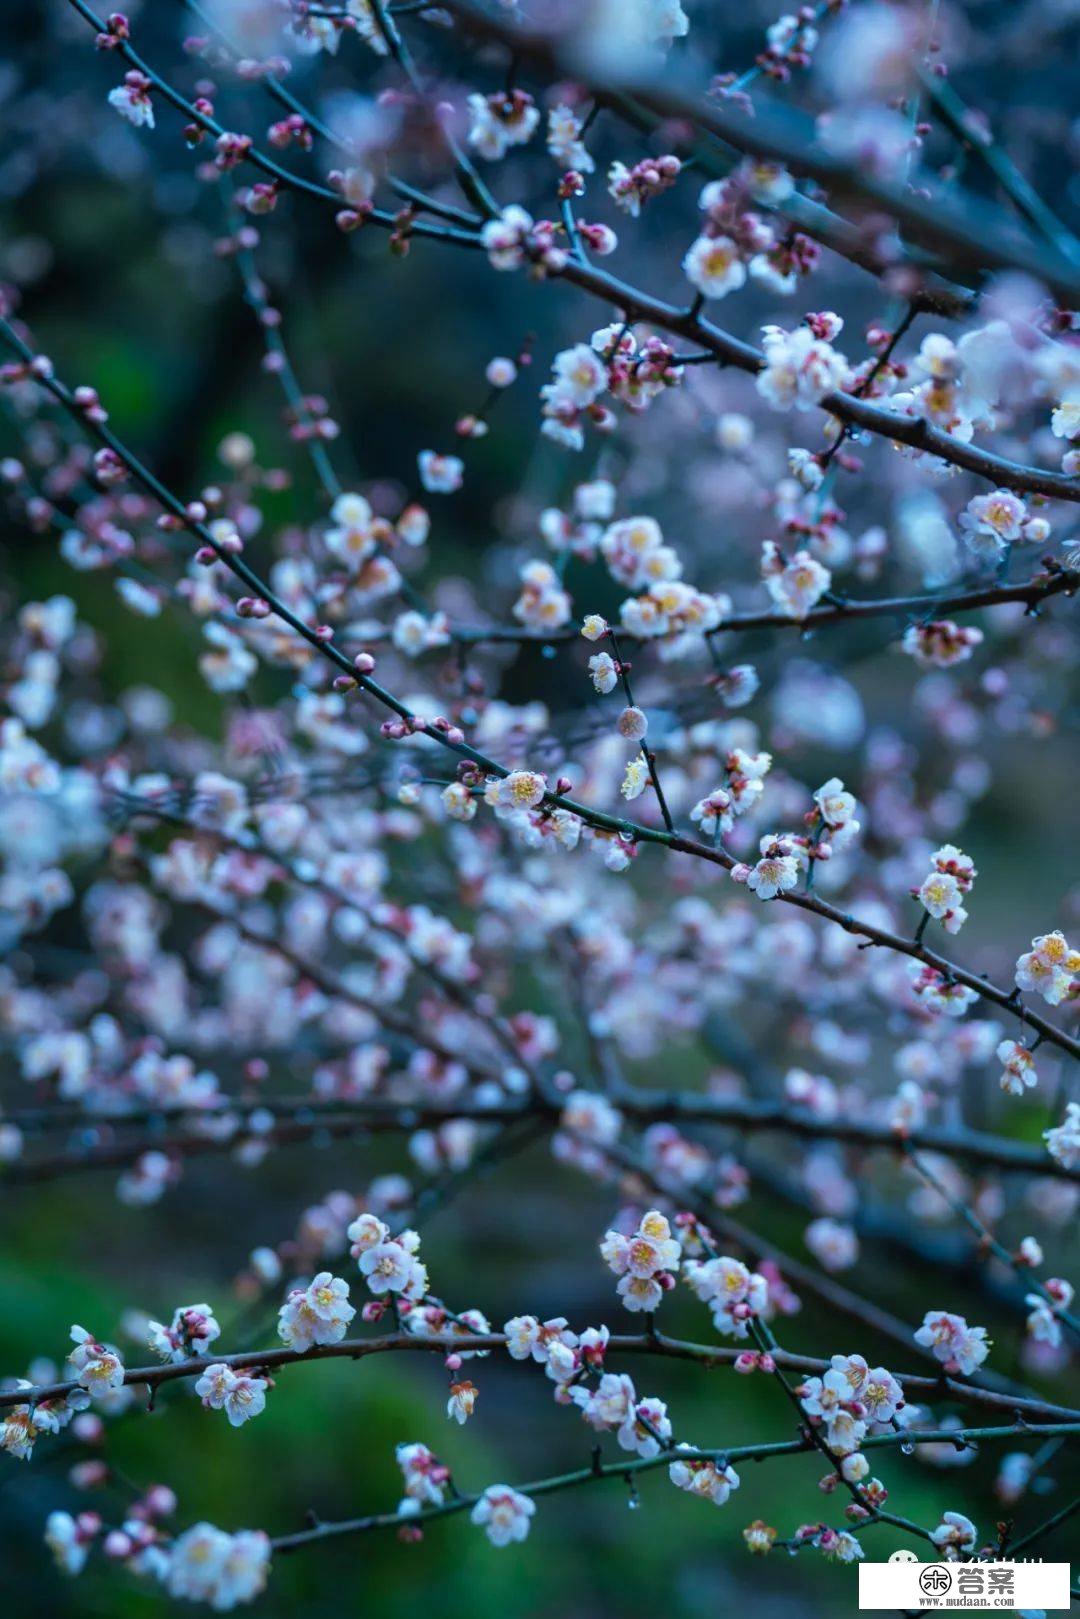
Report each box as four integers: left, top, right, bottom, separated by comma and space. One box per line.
144, 1484, 177, 1517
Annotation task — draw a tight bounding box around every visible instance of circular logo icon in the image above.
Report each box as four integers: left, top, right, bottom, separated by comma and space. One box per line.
889, 1550, 919, 1563
919, 1566, 953, 1596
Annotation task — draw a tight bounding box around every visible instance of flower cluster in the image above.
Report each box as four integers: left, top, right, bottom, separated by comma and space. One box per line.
194, 1365, 268, 1428
683, 1255, 770, 1338
148, 1304, 221, 1363
600, 1211, 682, 1313
1015, 932, 1078, 1006
913, 1311, 991, 1376
348, 1215, 428, 1299
277, 1274, 356, 1351
916, 845, 977, 935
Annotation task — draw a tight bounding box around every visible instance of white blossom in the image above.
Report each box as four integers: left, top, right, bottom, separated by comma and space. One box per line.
470, 1485, 536, 1546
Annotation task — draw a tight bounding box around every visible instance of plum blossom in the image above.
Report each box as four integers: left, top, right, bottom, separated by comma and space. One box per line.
823, 1530, 865, 1562
602, 516, 679, 588
481, 206, 535, 271
1045, 1102, 1080, 1169
572, 1373, 672, 1457
902, 619, 984, 668
958, 489, 1026, 561
914, 1310, 990, 1375
45, 1511, 99, 1576
908, 965, 980, 1019
195, 1364, 268, 1427
761, 543, 832, 619
447, 1380, 478, 1423
690, 786, 734, 839
644, 0, 690, 44
930, 1511, 977, 1558
503, 1315, 579, 1367
513, 561, 571, 631
485, 770, 548, 814
733, 834, 803, 901
668, 1451, 740, 1506
539, 340, 613, 449
621, 755, 649, 801
1015, 932, 1078, 1005
916, 845, 976, 934
619, 579, 725, 646
600, 1210, 681, 1313
277, 1273, 356, 1350
148, 1304, 221, 1363
67, 1327, 125, 1398
804, 1218, 858, 1273
357, 1232, 426, 1299
683, 1255, 769, 1338
1025, 1279, 1075, 1348
607, 155, 681, 215
756, 321, 851, 411
588, 652, 619, 694
824, 1409, 866, 1456
547, 105, 594, 172
199, 623, 257, 693
743, 1519, 778, 1553
165, 1523, 271, 1607
470, 1485, 535, 1546
811, 778, 860, 850
467, 91, 540, 161
392, 610, 452, 657
108, 71, 154, 128
417, 451, 463, 494
997, 1039, 1037, 1096
397, 1442, 449, 1507
324, 492, 379, 568
2, 1383, 89, 1462
682, 235, 746, 300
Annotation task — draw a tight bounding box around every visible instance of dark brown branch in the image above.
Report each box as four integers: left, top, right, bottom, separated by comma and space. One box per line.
438, 0, 1080, 307
5, 1327, 1077, 1424
2, 318, 1075, 1069
9, 1089, 1075, 1182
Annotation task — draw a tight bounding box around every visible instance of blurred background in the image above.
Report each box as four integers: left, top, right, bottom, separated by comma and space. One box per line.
2, 2, 1079, 1615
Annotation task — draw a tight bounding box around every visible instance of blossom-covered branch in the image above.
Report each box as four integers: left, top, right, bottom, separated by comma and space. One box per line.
1, 3, 1077, 1610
